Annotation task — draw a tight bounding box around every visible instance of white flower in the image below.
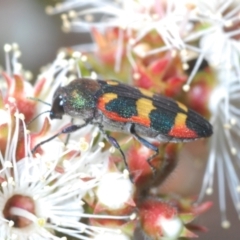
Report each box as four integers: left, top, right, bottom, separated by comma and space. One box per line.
2, 43, 30, 79
96, 172, 135, 210
159, 216, 183, 240
183, 0, 240, 87
199, 79, 240, 228
46, 0, 240, 228
46, 0, 195, 72
184, 0, 240, 226
0, 107, 131, 239
46, 0, 240, 84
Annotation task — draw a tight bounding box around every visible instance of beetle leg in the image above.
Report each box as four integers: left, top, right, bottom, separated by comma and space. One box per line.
97, 124, 130, 176
130, 124, 159, 175
31, 122, 89, 154
64, 118, 74, 145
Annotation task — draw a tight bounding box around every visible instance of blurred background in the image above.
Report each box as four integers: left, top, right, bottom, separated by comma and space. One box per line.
0, 0, 239, 239
0, 0, 90, 77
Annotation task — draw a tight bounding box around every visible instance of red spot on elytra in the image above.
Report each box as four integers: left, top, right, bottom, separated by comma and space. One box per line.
169, 125, 198, 139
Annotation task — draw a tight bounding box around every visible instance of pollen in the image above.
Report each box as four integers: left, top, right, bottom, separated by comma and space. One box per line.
221, 220, 230, 229
109, 146, 115, 153
79, 200, 85, 206
4, 44, 12, 52
57, 50, 66, 59
230, 118, 236, 125
45, 161, 53, 169
171, 49, 177, 57
98, 142, 105, 148
1, 181, 7, 187
37, 218, 46, 227
8, 177, 14, 184
5, 161, 13, 168
85, 14, 94, 22
26, 129, 31, 134
8, 97, 16, 103
123, 169, 130, 179
68, 10, 77, 18
33, 195, 39, 200
180, 48, 188, 57
223, 123, 231, 129
133, 72, 140, 80
72, 51, 82, 58
8, 220, 14, 227
231, 147, 237, 155
182, 84, 190, 92
206, 187, 213, 195
81, 55, 88, 62
14, 112, 25, 120
129, 38, 136, 46
224, 20, 233, 28
236, 185, 240, 192
79, 140, 89, 152
40, 176, 46, 182
90, 71, 98, 79
182, 63, 189, 70
130, 212, 137, 220
92, 130, 99, 138
63, 160, 70, 168
45, 5, 54, 14
4, 104, 10, 109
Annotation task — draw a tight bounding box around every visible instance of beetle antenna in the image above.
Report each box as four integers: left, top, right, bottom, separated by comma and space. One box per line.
28, 110, 51, 126
28, 97, 51, 106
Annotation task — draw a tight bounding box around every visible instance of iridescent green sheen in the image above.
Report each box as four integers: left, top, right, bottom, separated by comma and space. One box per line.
105, 97, 138, 118
149, 109, 175, 134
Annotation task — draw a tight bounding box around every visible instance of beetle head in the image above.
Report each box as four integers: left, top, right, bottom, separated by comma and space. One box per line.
50, 87, 65, 120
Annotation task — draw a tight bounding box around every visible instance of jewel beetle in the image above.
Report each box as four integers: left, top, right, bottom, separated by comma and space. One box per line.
32, 78, 213, 171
